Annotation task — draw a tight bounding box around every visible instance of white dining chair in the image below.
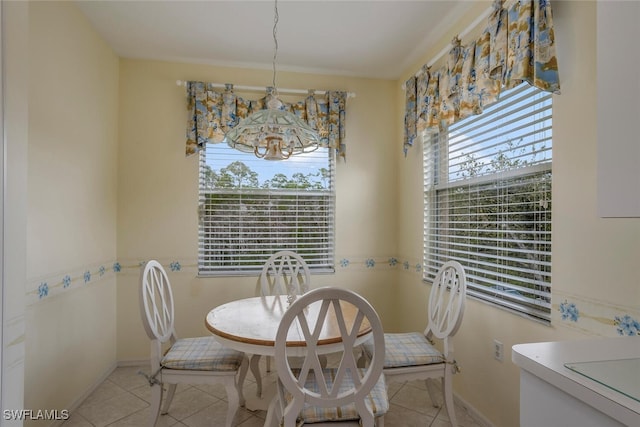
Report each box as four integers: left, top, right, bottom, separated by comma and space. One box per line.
361, 260, 467, 427
251, 250, 312, 397
266, 287, 388, 427
139, 260, 249, 427
260, 250, 311, 297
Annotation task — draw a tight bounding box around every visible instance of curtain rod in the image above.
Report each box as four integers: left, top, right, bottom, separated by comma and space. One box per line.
407, 4, 494, 83
176, 80, 356, 98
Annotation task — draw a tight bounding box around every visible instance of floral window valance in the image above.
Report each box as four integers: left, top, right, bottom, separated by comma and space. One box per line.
186, 82, 347, 160
404, 0, 561, 155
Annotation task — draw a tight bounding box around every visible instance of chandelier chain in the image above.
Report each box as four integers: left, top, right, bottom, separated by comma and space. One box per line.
224, 0, 321, 160
272, 0, 279, 95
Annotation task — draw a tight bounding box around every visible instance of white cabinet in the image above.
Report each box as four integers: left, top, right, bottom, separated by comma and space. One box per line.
596, 0, 640, 217
512, 337, 640, 427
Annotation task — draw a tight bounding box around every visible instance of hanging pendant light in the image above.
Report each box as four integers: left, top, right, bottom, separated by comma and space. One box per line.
225, 0, 321, 161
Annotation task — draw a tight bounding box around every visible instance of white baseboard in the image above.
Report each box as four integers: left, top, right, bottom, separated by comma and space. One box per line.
117, 359, 148, 367
49, 360, 149, 427
49, 361, 118, 427
425, 379, 496, 427
454, 391, 496, 427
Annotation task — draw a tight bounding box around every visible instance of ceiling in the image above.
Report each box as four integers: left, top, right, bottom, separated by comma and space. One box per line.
75, 0, 476, 80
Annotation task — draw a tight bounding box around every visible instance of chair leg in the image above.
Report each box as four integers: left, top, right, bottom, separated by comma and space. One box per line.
283, 399, 305, 427
357, 346, 368, 368
442, 374, 458, 427
236, 355, 249, 406
160, 383, 176, 415
376, 415, 385, 427
355, 401, 375, 427
318, 354, 327, 368
425, 378, 440, 408
249, 354, 263, 397
149, 383, 163, 427
224, 378, 241, 427
264, 392, 279, 427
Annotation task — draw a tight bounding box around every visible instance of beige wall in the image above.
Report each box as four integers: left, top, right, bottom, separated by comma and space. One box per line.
396, 2, 640, 426
12, 1, 640, 426
3, 0, 29, 413
23, 1, 119, 421
116, 59, 400, 361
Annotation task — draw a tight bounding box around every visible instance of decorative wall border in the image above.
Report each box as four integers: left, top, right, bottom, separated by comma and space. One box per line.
114, 258, 197, 275
25, 254, 424, 305
25, 257, 205, 305
553, 290, 640, 337
337, 255, 423, 273
113, 256, 424, 276
29, 257, 638, 340
26, 260, 120, 306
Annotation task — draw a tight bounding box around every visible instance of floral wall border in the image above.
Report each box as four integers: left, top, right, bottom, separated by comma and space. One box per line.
26, 257, 639, 339
25, 258, 203, 305
109, 256, 424, 276
26, 260, 121, 306
337, 255, 423, 273
553, 290, 640, 337
25, 254, 424, 305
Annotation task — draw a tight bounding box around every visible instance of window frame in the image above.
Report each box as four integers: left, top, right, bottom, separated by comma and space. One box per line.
197, 143, 336, 277
422, 83, 553, 323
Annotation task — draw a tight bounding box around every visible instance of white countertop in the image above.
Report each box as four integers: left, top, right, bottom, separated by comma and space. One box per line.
512, 337, 640, 426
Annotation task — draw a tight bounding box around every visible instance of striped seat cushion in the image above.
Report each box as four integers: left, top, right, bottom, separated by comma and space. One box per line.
161, 337, 244, 371
363, 332, 444, 368
283, 368, 388, 424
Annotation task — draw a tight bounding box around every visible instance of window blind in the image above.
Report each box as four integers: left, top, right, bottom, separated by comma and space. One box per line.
199, 143, 335, 275
424, 84, 552, 322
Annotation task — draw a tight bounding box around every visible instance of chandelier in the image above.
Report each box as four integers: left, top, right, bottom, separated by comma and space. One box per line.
225, 0, 321, 161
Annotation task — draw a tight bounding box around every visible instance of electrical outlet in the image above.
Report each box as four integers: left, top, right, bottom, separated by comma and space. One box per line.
493, 339, 504, 362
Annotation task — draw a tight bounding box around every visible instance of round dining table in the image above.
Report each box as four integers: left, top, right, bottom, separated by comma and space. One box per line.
205, 294, 373, 415
205, 294, 372, 357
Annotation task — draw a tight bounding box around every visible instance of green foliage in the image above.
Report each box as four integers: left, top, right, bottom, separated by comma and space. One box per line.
204, 161, 329, 190
221, 161, 259, 188
456, 139, 547, 179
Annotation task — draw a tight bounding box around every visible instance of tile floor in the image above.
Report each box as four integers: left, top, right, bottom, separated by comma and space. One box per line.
61, 359, 483, 427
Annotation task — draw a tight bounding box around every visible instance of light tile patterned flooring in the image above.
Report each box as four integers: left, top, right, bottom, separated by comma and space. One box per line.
61, 359, 483, 427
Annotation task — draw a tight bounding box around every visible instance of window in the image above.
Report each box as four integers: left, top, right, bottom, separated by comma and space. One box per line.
199, 143, 335, 275
423, 84, 552, 322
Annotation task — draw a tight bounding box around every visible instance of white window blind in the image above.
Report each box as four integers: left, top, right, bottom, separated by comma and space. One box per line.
423, 84, 552, 322
199, 143, 335, 275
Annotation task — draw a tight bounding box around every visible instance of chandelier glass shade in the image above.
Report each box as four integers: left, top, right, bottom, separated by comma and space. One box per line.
225, 95, 321, 161
224, 0, 321, 161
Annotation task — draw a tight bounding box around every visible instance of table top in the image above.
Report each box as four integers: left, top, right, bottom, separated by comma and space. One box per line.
205, 295, 372, 355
